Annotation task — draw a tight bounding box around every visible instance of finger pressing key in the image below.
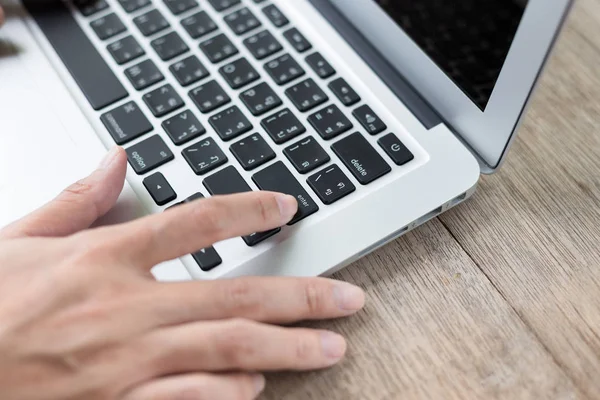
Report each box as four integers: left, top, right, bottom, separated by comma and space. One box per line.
97, 191, 298, 268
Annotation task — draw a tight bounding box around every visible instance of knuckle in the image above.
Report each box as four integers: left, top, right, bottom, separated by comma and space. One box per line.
293, 334, 315, 362
216, 319, 258, 366
59, 179, 99, 215
192, 201, 228, 240
63, 179, 94, 199
303, 282, 326, 315
255, 195, 272, 224
223, 279, 262, 316
69, 233, 109, 262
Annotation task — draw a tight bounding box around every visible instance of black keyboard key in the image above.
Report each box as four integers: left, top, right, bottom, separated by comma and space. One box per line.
182, 137, 227, 175
305, 52, 335, 79
181, 11, 217, 39
192, 246, 222, 271
162, 110, 206, 145
200, 33, 239, 63
133, 9, 169, 37
378, 133, 414, 166
164, 0, 197, 15
261, 108, 306, 144
169, 55, 209, 87
209, 106, 252, 141
262, 4, 288, 27
264, 53, 305, 85
224, 7, 261, 35
203, 166, 280, 246
331, 132, 391, 184
353, 105, 386, 135
165, 191, 200, 210
230, 133, 276, 170
143, 84, 184, 117
90, 13, 126, 40
151, 32, 189, 61
329, 78, 361, 106
285, 78, 328, 112
308, 104, 353, 140
125, 59, 164, 90
126, 135, 175, 174
219, 58, 260, 89
307, 164, 355, 205
101, 101, 153, 145
26, 1, 128, 110
240, 82, 282, 116
118, 0, 150, 13
143, 172, 177, 205
242, 229, 281, 246
203, 165, 248, 194
189, 80, 231, 113
243, 30, 282, 60
284, 136, 330, 174
185, 192, 204, 202
75, 0, 108, 16
107, 36, 145, 65
208, 0, 240, 12
252, 161, 319, 225
283, 28, 312, 53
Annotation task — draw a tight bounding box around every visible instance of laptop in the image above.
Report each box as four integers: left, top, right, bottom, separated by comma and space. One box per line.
0, 0, 573, 281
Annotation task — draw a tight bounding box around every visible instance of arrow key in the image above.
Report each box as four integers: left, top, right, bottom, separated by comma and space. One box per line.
143, 172, 177, 205
191, 246, 222, 271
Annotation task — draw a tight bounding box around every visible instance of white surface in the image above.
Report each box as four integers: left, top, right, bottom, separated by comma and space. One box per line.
330, 0, 572, 169
0, 10, 191, 281
1, 0, 479, 281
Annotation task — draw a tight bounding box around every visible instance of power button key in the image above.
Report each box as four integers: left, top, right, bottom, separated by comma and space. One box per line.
378, 133, 414, 166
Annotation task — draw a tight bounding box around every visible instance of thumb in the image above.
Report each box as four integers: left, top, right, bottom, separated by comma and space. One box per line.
0, 147, 127, 239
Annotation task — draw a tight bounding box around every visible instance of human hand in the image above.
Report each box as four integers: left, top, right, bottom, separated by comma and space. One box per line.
0, 147, 365, 400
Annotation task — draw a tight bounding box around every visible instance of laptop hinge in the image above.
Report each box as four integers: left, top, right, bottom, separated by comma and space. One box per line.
309, 0, 496, 173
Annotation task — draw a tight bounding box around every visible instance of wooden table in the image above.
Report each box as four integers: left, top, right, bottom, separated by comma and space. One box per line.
264, 1, 600, 398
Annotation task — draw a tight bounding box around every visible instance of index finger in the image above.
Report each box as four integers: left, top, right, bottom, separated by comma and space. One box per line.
93, 191, 298, 268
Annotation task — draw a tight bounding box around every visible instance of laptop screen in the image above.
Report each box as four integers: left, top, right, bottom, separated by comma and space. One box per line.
374, 0, 528, 110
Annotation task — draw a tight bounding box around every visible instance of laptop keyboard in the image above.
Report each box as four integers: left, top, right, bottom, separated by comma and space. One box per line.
41, 0, 416, 273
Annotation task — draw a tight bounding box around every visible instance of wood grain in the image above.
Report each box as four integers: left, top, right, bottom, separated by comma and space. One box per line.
439, 0, 600, 398
262, 219, 579, 399
264, 0, 600, 398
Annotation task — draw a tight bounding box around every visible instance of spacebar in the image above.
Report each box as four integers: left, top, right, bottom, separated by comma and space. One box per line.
23, 0, 128, 110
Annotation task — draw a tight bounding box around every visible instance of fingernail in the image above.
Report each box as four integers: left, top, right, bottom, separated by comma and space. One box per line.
333, 282, 365, 312
98, 147, 119, 169
253, 374, 266, 395
276, 194, 298, 223
320, 331, 346, 360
